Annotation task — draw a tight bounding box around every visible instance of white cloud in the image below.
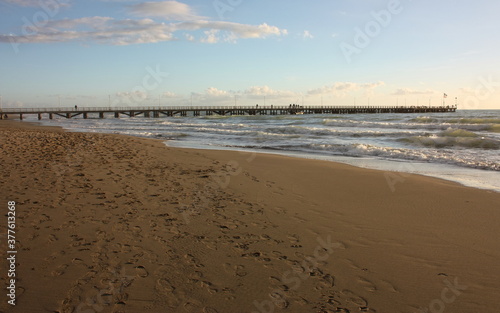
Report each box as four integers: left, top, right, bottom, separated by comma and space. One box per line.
47, 16, 114, 29
308, 81, 385, 97
193, 86, 299, 98
243, 86, 298, 99
149, 83, 421, 106
301, 30, 313, 39
392, 88, 435, 96
177, 21, 286, 39
186, 86, 303, 105
200, 29, 220, 44
116, 90, 149, 100
1, 1, 287, 45
1, 17, 286, 45
128, 1, 204, 21
361, 81, 385, 89
162, 91, 180, 98
191, 87, 232, 100
205, 87, 230, 97
308, 82, 358, 96
361, 81, 385, 96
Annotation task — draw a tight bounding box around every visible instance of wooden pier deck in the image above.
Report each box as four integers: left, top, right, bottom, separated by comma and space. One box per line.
0, 105, 457, 120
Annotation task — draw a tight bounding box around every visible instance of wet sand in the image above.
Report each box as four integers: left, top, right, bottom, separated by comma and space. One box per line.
1, 119, 499, 313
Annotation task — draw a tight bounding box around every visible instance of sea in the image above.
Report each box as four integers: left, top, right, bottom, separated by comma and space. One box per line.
35, 109, 500, 192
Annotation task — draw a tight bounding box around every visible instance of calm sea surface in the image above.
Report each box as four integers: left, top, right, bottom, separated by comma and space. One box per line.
36, 109, 500, 192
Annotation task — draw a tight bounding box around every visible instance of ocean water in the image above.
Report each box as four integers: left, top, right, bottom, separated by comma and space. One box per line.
35, 109, 500, 192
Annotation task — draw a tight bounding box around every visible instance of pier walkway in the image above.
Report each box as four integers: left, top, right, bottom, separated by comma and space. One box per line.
0, 105, 457, 120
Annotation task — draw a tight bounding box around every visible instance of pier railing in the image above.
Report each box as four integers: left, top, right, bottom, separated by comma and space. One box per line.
0, 105, 457, 120
0, 105, 457, 113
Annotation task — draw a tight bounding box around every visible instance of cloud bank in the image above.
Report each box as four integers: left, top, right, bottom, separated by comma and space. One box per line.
128, 1, 204, 21
308, 81, 385, 97
0, 0, 287, 45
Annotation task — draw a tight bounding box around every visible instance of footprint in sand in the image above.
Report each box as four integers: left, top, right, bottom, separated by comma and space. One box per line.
48, 234, 58, 242
188, 271, 204, 281
183, 300, 204, 312
235, 265, 248, 277
269, 291, 289, 309
145, 251, 159, 263
51, 264, 68, 276
71, 258, 87, 267
132, 225, 142, 234
345, 259, 366, 271
315, 274, 335, 291
272, 207, 287, 214
157, 278, 175, 293
135, 265, 148, 278
358, 276, 377, 292
287, 234, 300, 243
222, 263, 233, 273
184, 254, 204, 268
340, 289, 368, 307
86, 268, 100, 281
223, 263, 247, 277
268, 276, 281, 286
99, 293, 114, 305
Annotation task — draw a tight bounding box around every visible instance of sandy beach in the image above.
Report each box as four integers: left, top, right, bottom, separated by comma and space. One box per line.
1, 119, 499, 313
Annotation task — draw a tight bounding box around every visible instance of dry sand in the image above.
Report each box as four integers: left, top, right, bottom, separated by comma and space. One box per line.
0, 120, 499, 313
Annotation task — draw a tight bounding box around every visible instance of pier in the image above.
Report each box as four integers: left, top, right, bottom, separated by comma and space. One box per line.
0, 105, 457, 120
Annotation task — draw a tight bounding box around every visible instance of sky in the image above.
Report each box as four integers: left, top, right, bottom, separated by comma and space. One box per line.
1, 0, 500, 109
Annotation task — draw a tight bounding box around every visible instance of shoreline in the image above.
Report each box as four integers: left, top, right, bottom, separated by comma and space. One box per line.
165, 140, 500, 193
18, 116, 500, 193
1, 119, 500, 312
30, 111, 500, 193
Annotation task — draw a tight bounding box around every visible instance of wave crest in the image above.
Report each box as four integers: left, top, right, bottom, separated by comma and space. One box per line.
400, 135, 499, 149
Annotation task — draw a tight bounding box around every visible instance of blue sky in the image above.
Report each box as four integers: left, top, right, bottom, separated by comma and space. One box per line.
1, 0, 499, 109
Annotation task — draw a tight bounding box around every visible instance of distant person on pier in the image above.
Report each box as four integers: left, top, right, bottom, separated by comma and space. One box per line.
75, 105, 78, 110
